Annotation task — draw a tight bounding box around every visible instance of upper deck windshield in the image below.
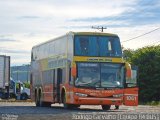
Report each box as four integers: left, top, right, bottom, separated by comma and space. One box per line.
74, 35, 122, 57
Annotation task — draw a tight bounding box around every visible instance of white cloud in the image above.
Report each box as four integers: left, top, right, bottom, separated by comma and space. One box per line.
0, 0, 159, 65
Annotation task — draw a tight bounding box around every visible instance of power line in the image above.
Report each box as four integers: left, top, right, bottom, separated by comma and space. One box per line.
122, 27, 160, 43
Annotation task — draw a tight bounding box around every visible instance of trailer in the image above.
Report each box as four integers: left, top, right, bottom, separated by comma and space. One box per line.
0, 55, 10, 99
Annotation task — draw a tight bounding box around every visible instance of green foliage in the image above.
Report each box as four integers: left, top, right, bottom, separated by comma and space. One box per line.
146, 101, 160, 106
123, 48, 134, 63
123, 45, 160, 103
24, 82, 30, 88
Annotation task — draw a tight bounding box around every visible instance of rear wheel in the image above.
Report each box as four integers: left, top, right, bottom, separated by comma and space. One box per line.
41, 102, 51, 107
102, 105, 111, 110
35, 90, 40, 107
38, 90, 51, 107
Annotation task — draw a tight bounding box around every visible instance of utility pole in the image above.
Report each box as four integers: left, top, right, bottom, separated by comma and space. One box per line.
92, 26, 107, 32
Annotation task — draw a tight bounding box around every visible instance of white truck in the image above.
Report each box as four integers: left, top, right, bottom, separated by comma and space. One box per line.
10, 78, 30, 100
0, 55, 10, 99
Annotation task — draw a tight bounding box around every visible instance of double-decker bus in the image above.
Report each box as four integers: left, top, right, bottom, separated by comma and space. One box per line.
30, 32, 138, 110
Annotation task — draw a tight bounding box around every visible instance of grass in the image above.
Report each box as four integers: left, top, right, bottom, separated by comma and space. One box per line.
146, 101, 160, 106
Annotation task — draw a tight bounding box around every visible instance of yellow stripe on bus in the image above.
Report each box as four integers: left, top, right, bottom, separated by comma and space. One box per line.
73, 56, 123, 63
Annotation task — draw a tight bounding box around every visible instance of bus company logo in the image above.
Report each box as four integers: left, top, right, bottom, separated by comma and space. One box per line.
84, 90, 115, 93
101, 91, 115, 93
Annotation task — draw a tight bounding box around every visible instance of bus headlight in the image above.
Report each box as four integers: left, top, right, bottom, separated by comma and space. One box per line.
113, 94, 123, 98
75, 93, 88, 97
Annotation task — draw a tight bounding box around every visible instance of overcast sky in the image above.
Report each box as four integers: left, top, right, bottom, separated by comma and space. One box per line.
0, 0, 160, 66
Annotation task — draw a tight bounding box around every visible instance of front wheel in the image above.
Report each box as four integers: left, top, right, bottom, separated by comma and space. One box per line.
115, 105, 119, 110
102, 105, 111, 110
62, 93, 71, 109
69, 105, 80, 109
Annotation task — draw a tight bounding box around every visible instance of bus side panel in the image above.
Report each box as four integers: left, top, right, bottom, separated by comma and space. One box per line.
43, 84, 54, 102
30, 61, 41, 102
124, 87, 138, 106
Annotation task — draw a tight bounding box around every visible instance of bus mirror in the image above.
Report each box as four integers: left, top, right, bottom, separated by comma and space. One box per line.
125, 63, 131, 79
71, 67, 77, 77
126, 68, 131, 78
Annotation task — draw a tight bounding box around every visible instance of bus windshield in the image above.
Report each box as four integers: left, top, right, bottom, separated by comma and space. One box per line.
75, 63, 124, 88
74, 35, 122, 57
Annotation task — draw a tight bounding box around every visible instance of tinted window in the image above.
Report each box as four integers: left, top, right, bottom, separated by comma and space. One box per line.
75, 63, 124, 88
75, 63, 100, 87
101, 63, 124, 88
74, 35, 122, 57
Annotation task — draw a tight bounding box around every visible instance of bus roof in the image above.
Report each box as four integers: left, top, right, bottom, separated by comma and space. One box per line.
73, 32, 118, 37
32, 31, 118, 49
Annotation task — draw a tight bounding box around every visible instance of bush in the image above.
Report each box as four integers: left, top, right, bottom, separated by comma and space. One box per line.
123, 45, 160, 103
24, 82, 30, 88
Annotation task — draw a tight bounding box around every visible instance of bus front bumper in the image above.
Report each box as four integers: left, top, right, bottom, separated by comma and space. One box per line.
74, 97, 123, 105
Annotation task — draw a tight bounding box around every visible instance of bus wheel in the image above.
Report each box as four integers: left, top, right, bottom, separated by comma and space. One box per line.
20, 93, 28, 100
101, 105, 111, 110
42, 102, 51, 107
71, 105, 80, 109
35, 91, 40, 107
115, 105, 119, 110
62, 93, 70, 109
39, 91, 44, 107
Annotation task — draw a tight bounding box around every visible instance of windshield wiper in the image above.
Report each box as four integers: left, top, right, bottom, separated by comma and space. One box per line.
76, 82, 93, 87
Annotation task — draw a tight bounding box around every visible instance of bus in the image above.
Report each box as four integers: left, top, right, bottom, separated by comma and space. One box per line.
30, 32, 138, 110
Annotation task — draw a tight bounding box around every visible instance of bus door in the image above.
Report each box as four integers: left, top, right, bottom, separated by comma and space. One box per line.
56, 68, 62, 102
124, 66, 138, 106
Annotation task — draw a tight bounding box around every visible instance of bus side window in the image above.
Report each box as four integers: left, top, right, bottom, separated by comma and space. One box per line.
69, 68, 74, 85
62, 68, 66, 84
108, 40, 112, 51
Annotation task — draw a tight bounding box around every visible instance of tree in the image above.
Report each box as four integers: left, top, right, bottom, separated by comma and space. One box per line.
130, 45, 160, 102
122, 48, 134, 63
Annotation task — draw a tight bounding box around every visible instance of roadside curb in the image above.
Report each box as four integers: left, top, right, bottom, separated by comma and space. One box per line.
0, 99, 33, 102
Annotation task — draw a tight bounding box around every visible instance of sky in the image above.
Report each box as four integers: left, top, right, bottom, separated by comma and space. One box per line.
0, 0, 160, 66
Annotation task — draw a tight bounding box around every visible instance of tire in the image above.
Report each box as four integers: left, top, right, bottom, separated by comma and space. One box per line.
20, 93, 28, 100
35, 91, 40, 107
42, 102, 51, 107
115, 105, 119, 110
10, 93, 16, 99
38, 91, 51, 107
39, 91, 43, 107
102, 105, 111, 110
70, 105, 80, 109
62, 93, 71, 109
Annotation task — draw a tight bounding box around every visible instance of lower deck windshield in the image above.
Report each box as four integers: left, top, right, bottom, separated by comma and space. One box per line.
75, 63, 124, 88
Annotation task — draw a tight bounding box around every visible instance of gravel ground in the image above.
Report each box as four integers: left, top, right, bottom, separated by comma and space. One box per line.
0, 102, 160, 120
